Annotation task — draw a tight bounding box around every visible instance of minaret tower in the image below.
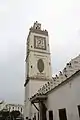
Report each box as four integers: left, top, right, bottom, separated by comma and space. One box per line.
24, 21, 52, 119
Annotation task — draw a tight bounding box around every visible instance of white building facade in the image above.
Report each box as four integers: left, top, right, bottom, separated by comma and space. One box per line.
6, 103, 24, 114
0, 101, 23, 114
46, 70, 80, 120
24, 21, 80, 120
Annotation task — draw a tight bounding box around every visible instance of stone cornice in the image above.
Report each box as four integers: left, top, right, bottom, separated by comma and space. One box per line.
29, 49, 50, 55
29, 28, 48, 36
24, 77, 51, 87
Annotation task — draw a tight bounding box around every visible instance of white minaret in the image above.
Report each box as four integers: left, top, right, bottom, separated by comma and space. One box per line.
24, 21, 52, 119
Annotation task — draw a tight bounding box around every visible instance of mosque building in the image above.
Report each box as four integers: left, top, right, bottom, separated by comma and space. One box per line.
24, 21, 80, 120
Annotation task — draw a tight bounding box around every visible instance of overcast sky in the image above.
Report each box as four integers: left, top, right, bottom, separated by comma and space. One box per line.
0, 0, 80, 104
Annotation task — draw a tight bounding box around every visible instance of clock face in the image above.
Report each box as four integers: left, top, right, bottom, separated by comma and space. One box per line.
34, 36, 46, 50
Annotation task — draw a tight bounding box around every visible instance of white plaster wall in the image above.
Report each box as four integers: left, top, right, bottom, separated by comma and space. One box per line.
29, 80, 47, 98
45, 73, 80, 120
25, 83, 29, 102
24, 80, 47, 119
24, 80, 47, 102
24, 83, 29, 119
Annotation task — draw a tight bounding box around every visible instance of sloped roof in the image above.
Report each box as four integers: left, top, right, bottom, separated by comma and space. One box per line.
30, 54, 80, 100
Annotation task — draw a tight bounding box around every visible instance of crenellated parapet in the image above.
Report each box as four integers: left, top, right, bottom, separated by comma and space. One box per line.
30, 54, 80, 99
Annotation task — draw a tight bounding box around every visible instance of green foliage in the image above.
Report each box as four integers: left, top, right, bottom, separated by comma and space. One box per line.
0, 110, 23, 120
10, 110, 20, 118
